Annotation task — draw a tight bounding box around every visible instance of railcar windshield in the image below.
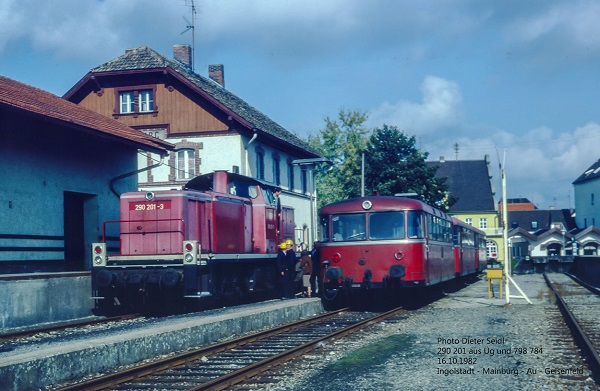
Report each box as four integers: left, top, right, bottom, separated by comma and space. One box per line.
332, 213, 366, 241
369, 211, 405, 240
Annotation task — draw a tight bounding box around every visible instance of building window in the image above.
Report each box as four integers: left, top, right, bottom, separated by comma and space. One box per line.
486, 240, 498, 259
272, 154, 281, 185
116, 86, 157, 116
256, 149, 265, 180
479, 218, 487, 229
138, 90, 154, 112
531, 221, 538, 229
465, 218, 472, 226
301, 168, 307, 194
176, 149, 195, 180
120, 92, 134, 113
287, 161, 294, 190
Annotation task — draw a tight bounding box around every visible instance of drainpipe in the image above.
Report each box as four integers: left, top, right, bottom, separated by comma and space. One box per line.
110, 154, 165, 197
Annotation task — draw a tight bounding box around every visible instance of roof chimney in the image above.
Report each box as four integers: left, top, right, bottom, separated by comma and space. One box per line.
173, 44, 192, 69
209, 64, 225, 87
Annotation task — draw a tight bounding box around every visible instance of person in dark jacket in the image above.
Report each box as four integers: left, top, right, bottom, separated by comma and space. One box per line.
310, 245, 321, 297
299, 250, 313, 297
277, 241, 295, 299
284, 239, 298, 298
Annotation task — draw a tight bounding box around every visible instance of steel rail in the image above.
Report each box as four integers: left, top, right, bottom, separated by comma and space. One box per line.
191, 306, 406, 391
544, 273, 600, 382
56, 307, 351, 391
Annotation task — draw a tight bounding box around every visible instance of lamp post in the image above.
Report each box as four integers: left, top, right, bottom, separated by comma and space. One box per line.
560, 227, 566, 258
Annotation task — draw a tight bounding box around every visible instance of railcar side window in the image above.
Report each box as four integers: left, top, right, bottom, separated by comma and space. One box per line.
331, 213, 366, 241
369, 211, 405, 240
408, 211, 424, 238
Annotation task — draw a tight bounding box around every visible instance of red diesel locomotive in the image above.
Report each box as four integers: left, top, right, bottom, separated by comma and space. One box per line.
91, 171, 295, 312
317, 196, 486, 309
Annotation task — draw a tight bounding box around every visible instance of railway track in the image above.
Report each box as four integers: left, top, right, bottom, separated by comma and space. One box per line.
0, 314, 141, 343
55, 307, 407, 391
544, 272, 600, 383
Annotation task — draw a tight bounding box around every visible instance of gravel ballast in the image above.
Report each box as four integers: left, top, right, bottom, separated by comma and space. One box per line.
268, 273, 599, 391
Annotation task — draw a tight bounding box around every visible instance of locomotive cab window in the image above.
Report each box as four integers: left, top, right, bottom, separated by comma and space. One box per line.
332, 213, 366, 241
369, 211, 405, 240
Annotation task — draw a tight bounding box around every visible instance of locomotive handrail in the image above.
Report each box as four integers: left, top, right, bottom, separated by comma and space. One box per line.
101, 219, 185, 243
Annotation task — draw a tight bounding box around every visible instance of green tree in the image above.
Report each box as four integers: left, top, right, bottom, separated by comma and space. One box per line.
307, 109, 370, 207
364, 125, 455, 210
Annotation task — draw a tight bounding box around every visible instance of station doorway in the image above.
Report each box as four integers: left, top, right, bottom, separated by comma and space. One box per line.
64, 191, 98, 271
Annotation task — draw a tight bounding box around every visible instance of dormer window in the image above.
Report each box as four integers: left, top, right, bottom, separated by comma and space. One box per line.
115, 86, 157, 117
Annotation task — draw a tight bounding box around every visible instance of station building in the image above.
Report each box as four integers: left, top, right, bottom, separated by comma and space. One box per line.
0, 75, 172, 273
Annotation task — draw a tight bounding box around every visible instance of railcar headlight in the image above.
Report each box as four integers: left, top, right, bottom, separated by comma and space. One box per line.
145, 192, 155, 201
184, 253, 194, 263
332, 253, 342, 262
94, 256, 104, 265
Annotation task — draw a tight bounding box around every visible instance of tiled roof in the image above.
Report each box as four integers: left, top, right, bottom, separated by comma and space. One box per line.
507, 209, 577, 232
573, 158, 600, 185
427, 159, 495, 212
0, 75, 172, 154
87, 46, 318, 156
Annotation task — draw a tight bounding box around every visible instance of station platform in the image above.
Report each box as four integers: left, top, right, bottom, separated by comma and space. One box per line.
0, 297, 324, 391
450, 272, 548, 307
0, 272, 93, 329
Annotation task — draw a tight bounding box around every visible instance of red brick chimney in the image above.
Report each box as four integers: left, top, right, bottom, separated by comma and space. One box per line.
209, 64, 225, 87
173, 44, 192, 69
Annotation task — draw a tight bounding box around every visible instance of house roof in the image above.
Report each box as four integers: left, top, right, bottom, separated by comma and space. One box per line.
65, 46, 318, 157
0, 75, 172, 155
507, 209, 577, 232
426, 158, 495, 212
573, 158, 600, 185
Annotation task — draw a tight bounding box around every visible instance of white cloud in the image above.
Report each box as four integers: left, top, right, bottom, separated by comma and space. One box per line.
367, 75, 462, 135
505, 0, 600, 62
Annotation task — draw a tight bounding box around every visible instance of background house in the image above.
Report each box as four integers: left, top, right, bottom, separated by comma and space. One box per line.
0, 75, 172, 273
64, 45, 322, 248
427, 155, 503, 263
573, 158, 600, 229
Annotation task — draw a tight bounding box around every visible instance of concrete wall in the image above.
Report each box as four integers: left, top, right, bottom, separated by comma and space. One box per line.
0, 273, 93, 330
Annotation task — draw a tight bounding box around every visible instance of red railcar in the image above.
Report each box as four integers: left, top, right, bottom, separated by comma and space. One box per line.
317, 196, 486, 308
91, 171, 295, 312
452, 217, 487, 277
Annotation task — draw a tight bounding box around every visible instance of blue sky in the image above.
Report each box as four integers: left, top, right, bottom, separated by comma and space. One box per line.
2, 0, 600, 210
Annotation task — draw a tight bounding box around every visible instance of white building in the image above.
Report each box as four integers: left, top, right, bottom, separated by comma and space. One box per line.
64, 45, 323, 248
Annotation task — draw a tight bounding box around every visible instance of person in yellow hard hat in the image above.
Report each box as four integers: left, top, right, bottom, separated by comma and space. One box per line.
285, 239, 299, 297
277, 242, 294, 299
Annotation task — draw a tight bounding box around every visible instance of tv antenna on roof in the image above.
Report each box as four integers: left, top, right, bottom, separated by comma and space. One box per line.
181, 0, 197, 71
